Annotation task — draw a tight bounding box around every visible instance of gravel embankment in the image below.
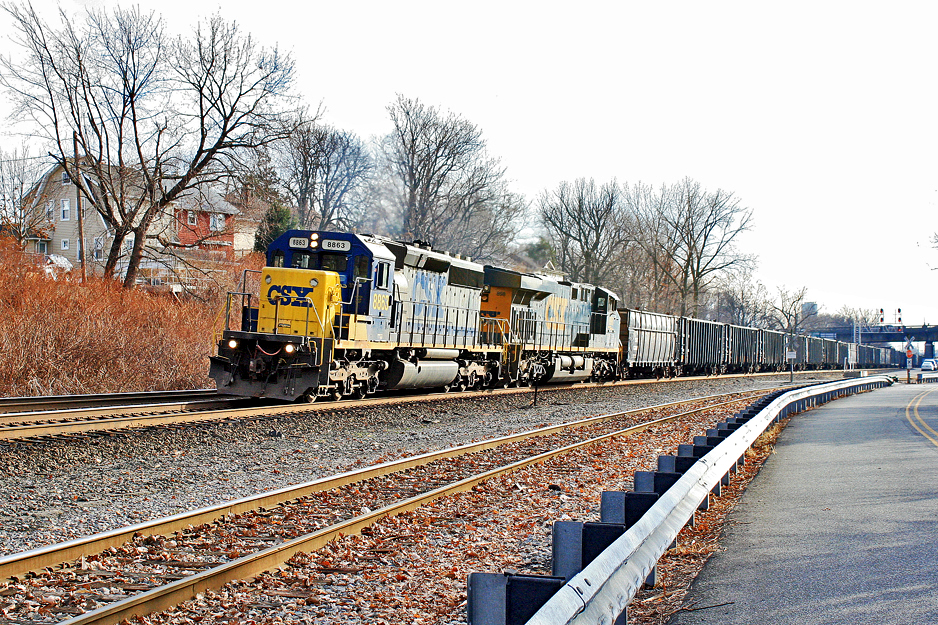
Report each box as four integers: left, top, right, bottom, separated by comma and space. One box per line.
0, 373, 841, 555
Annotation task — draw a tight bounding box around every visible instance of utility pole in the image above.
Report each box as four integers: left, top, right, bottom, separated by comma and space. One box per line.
73, 131, 86, 284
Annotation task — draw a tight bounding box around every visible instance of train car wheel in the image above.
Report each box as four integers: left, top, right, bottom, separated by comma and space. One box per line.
444, 375, 463, 392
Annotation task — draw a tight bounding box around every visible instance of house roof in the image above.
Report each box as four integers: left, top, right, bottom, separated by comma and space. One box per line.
24, 159, 238, 217
172, 186, 239, 215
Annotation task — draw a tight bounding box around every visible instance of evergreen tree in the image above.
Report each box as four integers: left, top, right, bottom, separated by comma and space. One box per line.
254, 202, 296, 252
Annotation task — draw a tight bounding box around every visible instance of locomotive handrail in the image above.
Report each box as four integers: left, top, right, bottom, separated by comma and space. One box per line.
335, 277, 367, 340
394, 300, 482, 349
302, 296, 329, 363
239, 268, 262, 296
220, 290, 255, 334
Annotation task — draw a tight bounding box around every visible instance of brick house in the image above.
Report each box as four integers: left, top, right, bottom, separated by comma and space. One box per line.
170, 186, 239, 261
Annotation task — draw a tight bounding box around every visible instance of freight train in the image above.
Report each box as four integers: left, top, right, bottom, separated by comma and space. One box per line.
209, 230, 898, 401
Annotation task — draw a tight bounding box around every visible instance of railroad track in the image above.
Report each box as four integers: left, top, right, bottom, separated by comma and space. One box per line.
0, 389, 777, 625
0, 395, 262, 441
0, 390, 221, 414
0, 370, 835, 443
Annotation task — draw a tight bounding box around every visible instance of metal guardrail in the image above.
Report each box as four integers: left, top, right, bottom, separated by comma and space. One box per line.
519, 374, 894, 625
916, 373, 938, 384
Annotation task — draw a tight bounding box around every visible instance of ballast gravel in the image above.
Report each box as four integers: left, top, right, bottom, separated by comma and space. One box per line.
0, 373, 843, 555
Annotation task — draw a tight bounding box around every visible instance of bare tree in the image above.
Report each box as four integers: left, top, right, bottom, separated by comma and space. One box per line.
378, 94, 523, 260
278, 112, 373, 232
629, 178, 753, 317
0, 147, 48, 245
770, 286, 817, 335
0, 4, 295, 286
806, 305, 880, 335
711, 269, 773, 327
625, 181, 684, 312
539, 178, 631, 286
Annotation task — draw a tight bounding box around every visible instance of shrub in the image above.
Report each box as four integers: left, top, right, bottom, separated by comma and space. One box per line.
0, 243, 262, 396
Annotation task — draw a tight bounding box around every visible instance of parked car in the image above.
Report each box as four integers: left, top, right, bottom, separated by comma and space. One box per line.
922, 359, 937, 371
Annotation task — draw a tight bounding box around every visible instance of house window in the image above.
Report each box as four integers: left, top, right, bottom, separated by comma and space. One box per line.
61, 239, 69, 250
46, 201, 54, 220
37, 241, 48, 255
61, 199, 70, 221
187, 210, 197, 226
61, 170, 70, 185
93, 237, 104, 261
210, 213, 225, 231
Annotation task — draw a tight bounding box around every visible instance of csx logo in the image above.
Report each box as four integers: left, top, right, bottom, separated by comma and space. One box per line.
267, 285, 314, 307
373, 293, 391, 311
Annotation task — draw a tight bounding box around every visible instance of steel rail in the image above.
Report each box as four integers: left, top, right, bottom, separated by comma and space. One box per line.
55, 391, 764, 625
0, 369, 838, 442
0, 389, 220, 413
0, 398, 253, 429
1, 389, 770, 584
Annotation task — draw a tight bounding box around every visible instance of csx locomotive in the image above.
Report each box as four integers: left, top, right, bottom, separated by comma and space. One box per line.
209, 230, 897, 401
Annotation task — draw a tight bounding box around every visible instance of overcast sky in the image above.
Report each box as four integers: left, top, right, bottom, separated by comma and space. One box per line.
3, 0, 937, 327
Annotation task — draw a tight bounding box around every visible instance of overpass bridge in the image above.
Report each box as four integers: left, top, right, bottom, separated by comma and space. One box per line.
811, 324, 937, 345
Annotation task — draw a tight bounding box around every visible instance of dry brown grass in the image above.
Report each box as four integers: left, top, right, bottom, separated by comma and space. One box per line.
0, 242, 263, 397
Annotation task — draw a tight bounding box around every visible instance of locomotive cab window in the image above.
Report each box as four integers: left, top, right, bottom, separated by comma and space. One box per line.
354, 256, 370, 281
271, 250, 285, 267
375, 262, 390, 289
292, 251, 314, 269
320, 253, 348, 272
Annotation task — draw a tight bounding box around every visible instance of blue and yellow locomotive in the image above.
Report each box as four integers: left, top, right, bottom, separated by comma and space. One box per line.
210, 230, 622, 401
210, 230, 898, 401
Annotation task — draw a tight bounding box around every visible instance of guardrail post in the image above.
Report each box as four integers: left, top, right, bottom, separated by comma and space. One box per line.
549, 520, 634, 621
467, 572, 565, 625
600, 491, 627, 524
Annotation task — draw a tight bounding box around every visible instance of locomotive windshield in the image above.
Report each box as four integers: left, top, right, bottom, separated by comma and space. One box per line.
289, 251, 349, 272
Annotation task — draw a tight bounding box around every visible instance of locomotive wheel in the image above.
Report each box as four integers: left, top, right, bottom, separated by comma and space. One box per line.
300, 389, 318, 403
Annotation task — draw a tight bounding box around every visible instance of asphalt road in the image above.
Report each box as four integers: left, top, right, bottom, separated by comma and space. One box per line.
668, 379, 938, 624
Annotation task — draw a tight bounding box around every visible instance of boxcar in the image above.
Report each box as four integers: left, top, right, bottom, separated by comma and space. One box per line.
725, 324, 759, 373
677, 318, 724, 375
620, 309, 678, 377
762, 329, 787, 371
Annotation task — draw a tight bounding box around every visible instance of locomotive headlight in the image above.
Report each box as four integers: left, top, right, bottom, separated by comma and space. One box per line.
309, 278, 319, 287
311, 233, 319, 240
310, 240, 318, 248
284, 343, 296, 355
227, 339, 239, 350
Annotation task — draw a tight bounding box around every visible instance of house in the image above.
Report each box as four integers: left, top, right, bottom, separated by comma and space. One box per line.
22, 159, 246, 287
21, 159, 110, 267
167, 186, 239, 261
